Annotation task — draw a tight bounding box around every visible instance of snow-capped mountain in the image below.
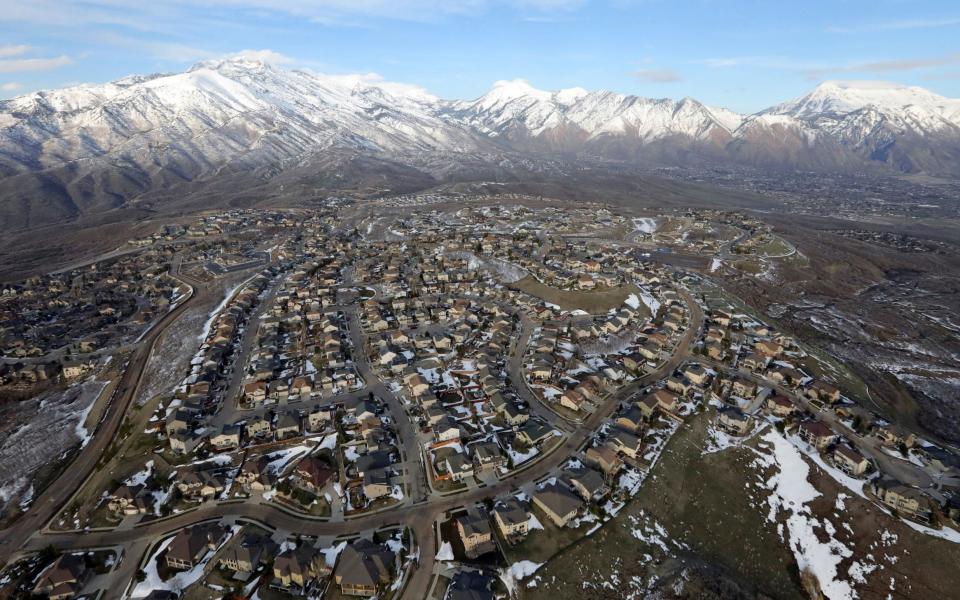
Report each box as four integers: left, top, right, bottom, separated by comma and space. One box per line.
1, 60, 959, 231
443, 79, 742, 149
0, 57, 483, 175
732, 80, 960, 173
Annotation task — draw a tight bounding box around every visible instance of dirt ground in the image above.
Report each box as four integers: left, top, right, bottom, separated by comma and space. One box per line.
509, 278, 645, 315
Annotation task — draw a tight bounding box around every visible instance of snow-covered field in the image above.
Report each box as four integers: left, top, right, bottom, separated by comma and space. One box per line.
753, 430, 874, 600
0, 378, 109, 513
633, 217, 657, 235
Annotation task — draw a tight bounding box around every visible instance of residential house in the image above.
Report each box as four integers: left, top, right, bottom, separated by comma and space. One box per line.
445, 452, 475, 482
585, 446, 623, 479
607, 428, 643, 460
273, 545, 329, 590
517, 419, 554, 447
532, 483, 584, 527
492, 499, 530, 543
362, 469, 392, 501
875, 424, 917, 449
246, 416, 272, 439
175, 470, 226, 501
307, 405, 333, 432
446, 571, 495, 600
334, 539, 396, 597
107, 484, 151, 516
616, 405, 645, 433
32, 554, 91, 600
275, 413, 301, 440
717, 406, 752, 436
456, 511, 495, 559
766, 394, 797, 417
872, 479, 934, 523
806, 381, 841, 404
219, 532, 276, 575
211, 424, 241, 451
471, 441, 506, 472
563, 467, 608, 502
832, 443, 870, 477
165, 524, 228, 571
291, 456, 335, 494
683, 363, 710, 386
798, 421, 837, 450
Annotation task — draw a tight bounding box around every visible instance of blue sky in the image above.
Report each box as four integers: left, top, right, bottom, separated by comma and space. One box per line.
1, 0, 959, 112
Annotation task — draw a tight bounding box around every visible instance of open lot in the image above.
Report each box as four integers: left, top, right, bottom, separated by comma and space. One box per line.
510, 278, 646, 315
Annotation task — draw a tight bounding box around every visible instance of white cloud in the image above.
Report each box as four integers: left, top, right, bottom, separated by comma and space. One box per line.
631, 68, 681, 83
802, 53, 960, 79
0, 0, 583, 29
827, 17, 960, 34
0, 55, 73, 73
317, 71, 437, 100
228, 49, 296, 65
0, 82, 22, 91
0, 45, 31, 58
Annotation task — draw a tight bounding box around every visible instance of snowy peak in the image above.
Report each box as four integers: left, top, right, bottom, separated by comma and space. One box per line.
474, 79, 554, 108
452, 80, 742, 142
773, 80, 960, 122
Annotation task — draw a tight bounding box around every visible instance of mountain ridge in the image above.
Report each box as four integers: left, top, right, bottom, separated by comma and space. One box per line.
2, 59, 959, 231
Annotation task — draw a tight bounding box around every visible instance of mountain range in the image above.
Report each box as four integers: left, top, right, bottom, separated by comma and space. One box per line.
2, 57, 960, 231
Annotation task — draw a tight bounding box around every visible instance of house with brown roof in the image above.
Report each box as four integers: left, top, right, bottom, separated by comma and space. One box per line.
832, 443, 870, 477
532, 483, 584, 527
585, 446, 623, 479
766, 394, 797, 417
273, 545, 329, 590
165, 524, 228, 571
32, 554, 90, 600
798, 420, 837, 450
334, 539, 396, 597
291, 456, 335, 494
806, 380, 841, 404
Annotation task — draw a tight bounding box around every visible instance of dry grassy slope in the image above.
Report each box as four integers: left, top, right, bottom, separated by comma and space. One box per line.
719, 213, 960, 445
524, 412, 960, 600
524, 414, 804, 600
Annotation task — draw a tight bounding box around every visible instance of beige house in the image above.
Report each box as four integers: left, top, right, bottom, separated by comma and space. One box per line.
585, 445, 623, 478
273, 545, 328, 589
832, 444, 869, 477
717, 406, 752, 436
334, 540, 395, 597
532, 483, 583, 527
798, 420, 836, 450
492, 499, 530, 543
456, 512, 495, 559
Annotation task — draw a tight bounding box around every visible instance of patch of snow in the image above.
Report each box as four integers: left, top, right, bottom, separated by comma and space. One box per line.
435, 541, 454, 561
